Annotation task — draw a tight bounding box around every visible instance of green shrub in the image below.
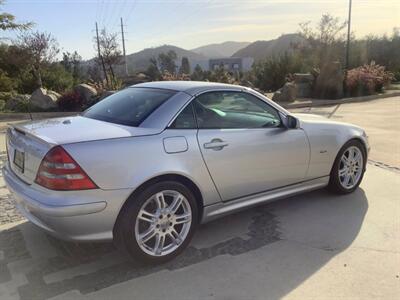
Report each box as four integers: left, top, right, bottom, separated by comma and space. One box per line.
0, 99, 5, 111
0, 91, 15, 102
0, 69, 16, 92
0, 91, 15, 111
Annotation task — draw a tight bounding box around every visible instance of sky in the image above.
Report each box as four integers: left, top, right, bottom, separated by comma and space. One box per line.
2, 0, 399, 59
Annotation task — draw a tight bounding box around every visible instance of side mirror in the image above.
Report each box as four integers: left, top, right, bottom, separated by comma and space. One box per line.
286, 115, 299, 129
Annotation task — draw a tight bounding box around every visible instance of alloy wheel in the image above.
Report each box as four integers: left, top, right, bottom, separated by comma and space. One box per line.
338, 146, 363, 189
134, 190, 192, 257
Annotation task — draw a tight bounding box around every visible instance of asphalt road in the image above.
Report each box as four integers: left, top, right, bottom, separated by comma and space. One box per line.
0, 97, 399, 300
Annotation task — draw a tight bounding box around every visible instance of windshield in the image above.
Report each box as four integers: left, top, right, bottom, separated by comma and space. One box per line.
83, 87, 176, 127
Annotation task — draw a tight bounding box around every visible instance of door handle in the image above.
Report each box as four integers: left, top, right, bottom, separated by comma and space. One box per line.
204, 139, 228, 150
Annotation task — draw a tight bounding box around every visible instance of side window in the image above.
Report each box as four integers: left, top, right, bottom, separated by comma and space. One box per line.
194, 91, 281, 129
169, 103, 196, 129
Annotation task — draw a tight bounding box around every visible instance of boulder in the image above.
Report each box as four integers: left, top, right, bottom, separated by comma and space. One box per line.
4, 94, 30, 111
272, 82, 297, 102
74, 84, 97, 104
313, 62, 344, 99
293, 73, 314, 98
30, 88, 59, 110
293, 73, 314, 84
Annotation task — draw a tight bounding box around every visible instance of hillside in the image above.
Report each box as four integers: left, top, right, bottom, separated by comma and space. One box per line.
232, 34, 306, 61
191, 41, 250, 58
126, 45, 209, 71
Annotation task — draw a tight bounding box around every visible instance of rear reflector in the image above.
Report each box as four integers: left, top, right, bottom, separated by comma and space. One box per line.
35, 146, 97, 190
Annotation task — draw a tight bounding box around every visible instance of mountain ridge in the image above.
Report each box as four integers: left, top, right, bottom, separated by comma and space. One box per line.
191, 41, 250, 58
232, 33, 306, 61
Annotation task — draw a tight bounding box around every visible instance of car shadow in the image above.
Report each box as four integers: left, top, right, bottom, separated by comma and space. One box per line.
0, 188, 368, 300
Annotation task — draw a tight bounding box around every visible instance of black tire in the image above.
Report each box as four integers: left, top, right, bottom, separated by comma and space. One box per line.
114, 181, 199, 264
328, 139, 367, 194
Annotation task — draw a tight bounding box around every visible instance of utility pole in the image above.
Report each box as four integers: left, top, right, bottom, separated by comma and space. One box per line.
344, 0, 352, 96
345, 0, 352, 71
95, 22, 109, 86
120, 17, 129, 76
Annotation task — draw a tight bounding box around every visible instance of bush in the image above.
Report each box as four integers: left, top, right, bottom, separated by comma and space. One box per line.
0, 91, 15, 102
0, 99, 5, 111
57, 91, 84, 111
346, 62, 394, 96
3, 94, 32, 112
0, 70, 16, 92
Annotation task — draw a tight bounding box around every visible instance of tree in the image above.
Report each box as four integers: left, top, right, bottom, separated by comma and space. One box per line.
0, 43, 35, 93
41, 63, 73, 92
61, 51, 83, 85
179, 56, 190, 74
158, 50, 177, 74
208, 64, 234, 83
252, 53, 305, 91
191, 64, 205, 81
95, 28, 122, 88
145, 57, 162, 81
298, 13, 347, 67
0, 0, 33, 32
18, 31, 59, 88
87, 63, 102, 82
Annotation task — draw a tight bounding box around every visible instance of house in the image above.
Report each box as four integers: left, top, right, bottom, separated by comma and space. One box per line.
209, 57, 254, 72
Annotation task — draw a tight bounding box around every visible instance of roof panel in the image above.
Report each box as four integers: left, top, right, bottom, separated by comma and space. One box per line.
132, 81, 243, 95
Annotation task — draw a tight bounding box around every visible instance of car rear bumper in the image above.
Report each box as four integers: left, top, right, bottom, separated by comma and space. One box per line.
2, 165, 132, 242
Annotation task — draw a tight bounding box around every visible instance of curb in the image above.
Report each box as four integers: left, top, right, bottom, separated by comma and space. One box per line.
0, 92, 399, 128
280, 91, 400, 109
0, 111, 77, 122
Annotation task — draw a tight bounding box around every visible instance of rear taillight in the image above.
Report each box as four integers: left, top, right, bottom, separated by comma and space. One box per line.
35, 146, 97, 191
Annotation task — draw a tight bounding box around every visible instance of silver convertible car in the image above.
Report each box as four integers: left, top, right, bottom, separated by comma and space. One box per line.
3, 81, 369, 263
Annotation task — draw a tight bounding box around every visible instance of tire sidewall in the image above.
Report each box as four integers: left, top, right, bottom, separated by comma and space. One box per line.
115, 181, 199, 264
329, 140, 367, 194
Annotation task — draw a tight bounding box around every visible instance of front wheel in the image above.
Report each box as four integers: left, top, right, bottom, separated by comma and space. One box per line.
328, 140, 366, 194
114, 181, 198, 264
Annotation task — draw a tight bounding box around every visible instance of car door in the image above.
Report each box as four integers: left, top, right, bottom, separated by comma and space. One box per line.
194, 91, 310, 201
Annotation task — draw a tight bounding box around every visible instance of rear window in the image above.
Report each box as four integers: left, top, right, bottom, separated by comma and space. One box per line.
83, 87, 176, 127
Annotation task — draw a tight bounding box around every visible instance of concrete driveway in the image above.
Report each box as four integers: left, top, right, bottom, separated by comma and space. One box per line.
0, 97, 399, 300
291, 96, 400, 168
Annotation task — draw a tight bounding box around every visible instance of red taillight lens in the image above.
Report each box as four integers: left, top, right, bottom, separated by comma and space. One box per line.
35, 146, 97, 191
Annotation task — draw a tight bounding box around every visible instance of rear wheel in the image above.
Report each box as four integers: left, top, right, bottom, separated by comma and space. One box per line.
114, 181, 198, 264
328, 140, 366, 194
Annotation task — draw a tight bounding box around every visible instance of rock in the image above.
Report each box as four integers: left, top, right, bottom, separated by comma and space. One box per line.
293, 73, 314, 98
136, 73, 149, 81
30, 88, 59, 110
272, 82, 296, 102
74, 84, 97, 104
293, 73, 314, 83
313, 61, 344, 99
5, 94, 30, 111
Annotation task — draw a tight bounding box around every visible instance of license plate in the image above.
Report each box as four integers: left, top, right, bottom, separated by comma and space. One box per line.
13, 149, 25, 172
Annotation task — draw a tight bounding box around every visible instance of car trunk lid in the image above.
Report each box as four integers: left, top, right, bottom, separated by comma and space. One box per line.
6, 116, 162, 184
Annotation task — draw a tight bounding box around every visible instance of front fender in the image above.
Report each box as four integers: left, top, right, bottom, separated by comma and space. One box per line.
300, 118, 368, 179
